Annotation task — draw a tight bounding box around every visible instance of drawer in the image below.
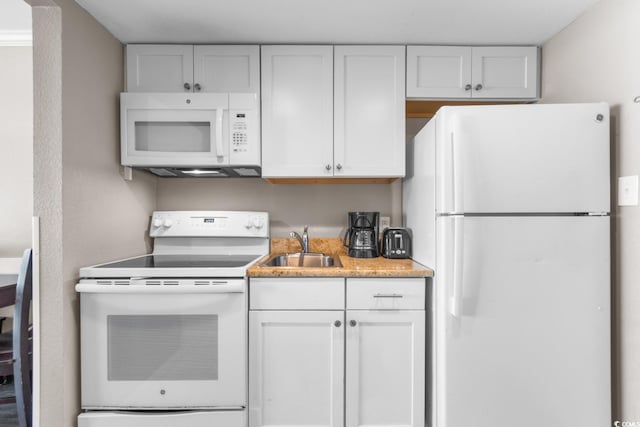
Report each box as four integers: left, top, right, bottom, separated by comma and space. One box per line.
346, 278, 425, 310
250, 278, 344, 310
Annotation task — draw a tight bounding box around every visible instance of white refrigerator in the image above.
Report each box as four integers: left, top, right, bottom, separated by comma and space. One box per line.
403, 103, 611, 427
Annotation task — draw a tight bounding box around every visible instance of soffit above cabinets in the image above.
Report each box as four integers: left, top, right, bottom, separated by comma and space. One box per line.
74, 0, 598, 45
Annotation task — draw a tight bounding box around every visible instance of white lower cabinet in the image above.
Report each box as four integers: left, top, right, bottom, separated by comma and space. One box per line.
345, 310, 425, 427
249, 277, 426, 427
249, 310, 345, 427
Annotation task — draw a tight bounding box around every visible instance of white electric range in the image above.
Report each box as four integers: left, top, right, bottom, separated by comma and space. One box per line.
76, 211, 269, 427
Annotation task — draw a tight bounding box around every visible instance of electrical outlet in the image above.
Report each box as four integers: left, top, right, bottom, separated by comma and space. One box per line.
380, 216, 391, 231
618, 175, 639, 206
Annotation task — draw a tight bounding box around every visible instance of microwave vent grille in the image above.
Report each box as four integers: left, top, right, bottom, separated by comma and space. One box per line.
148, 168, 177, 177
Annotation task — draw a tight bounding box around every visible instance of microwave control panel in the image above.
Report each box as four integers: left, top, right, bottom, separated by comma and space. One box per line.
229, 93, 260, 166
231, 115, 249, 151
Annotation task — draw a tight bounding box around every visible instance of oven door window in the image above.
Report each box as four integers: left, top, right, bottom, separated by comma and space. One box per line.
108, 314, 218, 381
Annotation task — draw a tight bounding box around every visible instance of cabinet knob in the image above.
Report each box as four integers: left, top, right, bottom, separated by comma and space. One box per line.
350, 320, 357, 327
334, 320, 342, 327
464, 84, 472, 91
474, 84, 483, 91
184, 83, 191, 90
194, 83, 202, 92
336, 163, 343, 170
325, 164, 332, 171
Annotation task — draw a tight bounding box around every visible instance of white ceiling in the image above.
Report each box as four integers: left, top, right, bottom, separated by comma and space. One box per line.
0, 0, 31, 32
75, 0, 599, 45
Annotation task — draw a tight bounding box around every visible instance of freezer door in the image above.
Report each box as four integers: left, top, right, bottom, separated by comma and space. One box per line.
436, 103, 610, 214
434, 216, 610, 427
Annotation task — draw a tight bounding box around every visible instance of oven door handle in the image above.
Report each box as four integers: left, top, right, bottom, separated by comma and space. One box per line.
75, 283, 244, 294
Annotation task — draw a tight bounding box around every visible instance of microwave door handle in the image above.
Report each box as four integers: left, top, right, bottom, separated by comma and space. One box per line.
215, 108, 224, 158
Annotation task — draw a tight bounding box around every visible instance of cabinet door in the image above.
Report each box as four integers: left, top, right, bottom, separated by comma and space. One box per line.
345, 310, 425, 427
193, 45, 260, 93
334, 46, 406, 177
126, 45, 194, 92
261, 46, 334, 177
471, 46, 539, 99
249, 310, 344, 427
406, 46, 472, 98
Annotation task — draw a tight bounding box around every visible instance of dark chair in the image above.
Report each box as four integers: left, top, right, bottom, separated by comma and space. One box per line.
0, 249, 33, 427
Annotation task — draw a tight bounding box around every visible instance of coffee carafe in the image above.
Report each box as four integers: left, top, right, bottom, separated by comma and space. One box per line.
343, 211, 380, 258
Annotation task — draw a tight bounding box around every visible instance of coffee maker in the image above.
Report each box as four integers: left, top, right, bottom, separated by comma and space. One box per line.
343, 211, 380, 258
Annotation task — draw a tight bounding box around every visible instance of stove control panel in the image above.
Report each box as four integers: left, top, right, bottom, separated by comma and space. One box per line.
150, 211, 269, 238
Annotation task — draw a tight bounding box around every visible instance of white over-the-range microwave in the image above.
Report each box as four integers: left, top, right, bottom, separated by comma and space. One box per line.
120, 92, 260, 177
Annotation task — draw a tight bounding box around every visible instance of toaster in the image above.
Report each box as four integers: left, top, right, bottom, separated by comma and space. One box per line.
381, 227, 412, 259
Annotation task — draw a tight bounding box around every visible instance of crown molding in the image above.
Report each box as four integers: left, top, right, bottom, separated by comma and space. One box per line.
0, 30, 33, 47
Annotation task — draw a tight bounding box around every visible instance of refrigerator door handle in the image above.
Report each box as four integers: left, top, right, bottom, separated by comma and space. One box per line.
451, 131, 464, 213
450, 216, 464, 317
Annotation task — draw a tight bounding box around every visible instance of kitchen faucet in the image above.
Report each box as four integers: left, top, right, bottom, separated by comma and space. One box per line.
290, 225, 309, 253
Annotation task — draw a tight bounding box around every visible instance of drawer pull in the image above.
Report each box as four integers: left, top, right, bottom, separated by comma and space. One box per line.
373, 293, 403, 298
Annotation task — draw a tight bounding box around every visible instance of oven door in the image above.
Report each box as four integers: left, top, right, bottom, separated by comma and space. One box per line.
77, 280, 246, 409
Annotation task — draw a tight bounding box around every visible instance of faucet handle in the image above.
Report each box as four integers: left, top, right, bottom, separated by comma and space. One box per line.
303, 225, 309, 233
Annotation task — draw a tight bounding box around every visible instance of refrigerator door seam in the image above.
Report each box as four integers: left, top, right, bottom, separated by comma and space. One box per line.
437, 212, 610, 217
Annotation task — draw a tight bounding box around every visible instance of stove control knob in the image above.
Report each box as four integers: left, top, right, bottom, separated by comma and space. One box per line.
252, 217, 264, 229
163, 219, 173, 228
245, 219, 253, 229
152, 219, 163, 228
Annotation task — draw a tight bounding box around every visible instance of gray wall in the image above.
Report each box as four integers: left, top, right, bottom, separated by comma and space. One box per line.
0, 46, 33, 257
30, 0, 156, 425
542, 0, 640, 420
157, 178, 402, 238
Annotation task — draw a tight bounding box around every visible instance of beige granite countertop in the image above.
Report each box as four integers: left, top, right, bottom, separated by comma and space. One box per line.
247, 238, 433, 278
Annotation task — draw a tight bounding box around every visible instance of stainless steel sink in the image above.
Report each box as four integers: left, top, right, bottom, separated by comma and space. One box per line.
259, 253, 342, 268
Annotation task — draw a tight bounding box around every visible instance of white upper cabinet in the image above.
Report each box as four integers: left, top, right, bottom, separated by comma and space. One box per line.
334, 46, 405, 178
262, 45, 405, 179
126, 44, 259, 93
261, 45, 335, 178
407, 45, 539, 99
471, 46, 539, 99
126, 44, 194, 92
406, 46, 472, 98
193, 45, 260, 93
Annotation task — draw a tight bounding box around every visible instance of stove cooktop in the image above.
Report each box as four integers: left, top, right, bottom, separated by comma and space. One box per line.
78, 253, 265, 279
95, 254, 261, 269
